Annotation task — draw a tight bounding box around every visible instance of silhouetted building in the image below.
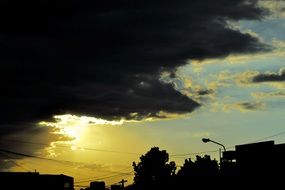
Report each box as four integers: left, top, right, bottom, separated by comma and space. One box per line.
90, 181, 105, 190
0, 172, 74, 190
222, 140, 285, 188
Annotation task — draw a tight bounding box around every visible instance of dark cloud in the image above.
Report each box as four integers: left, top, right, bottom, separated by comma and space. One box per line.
252, 68, 285, 82
0, 0, 270, 138
237, 102, 265, 111
197, 89, 214, 96
0, 124, 68, 167
252, 91, 285, 98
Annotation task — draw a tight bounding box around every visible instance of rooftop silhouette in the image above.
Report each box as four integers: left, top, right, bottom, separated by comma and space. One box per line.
0, 172, 74, 190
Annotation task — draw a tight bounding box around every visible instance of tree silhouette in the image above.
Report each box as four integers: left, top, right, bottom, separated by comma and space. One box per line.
177, 155, 219, 188
132, 147, 176, 190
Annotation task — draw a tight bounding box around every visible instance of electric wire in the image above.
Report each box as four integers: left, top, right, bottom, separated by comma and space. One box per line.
0, 139, 140, 156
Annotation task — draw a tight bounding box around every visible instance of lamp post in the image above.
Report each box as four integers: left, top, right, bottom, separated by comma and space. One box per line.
202, 138, 226, 163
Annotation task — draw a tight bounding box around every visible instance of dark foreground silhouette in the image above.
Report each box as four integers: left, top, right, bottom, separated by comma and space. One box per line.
129, 140, 285, 190
0, 172, 74, 190
1, 140, 284, 190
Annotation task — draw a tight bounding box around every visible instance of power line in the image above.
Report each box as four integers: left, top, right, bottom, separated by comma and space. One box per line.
0, 148, 95, 167
170, 150, 219, 157
1, 129, 285, 163
225, 130, 285, 150
75, 171, 133, 184
94, 172, 133, 181
74, 167, 133, 184
0, 147, 128, 178
75, 168, 133, 183
0, 153, 30, 172
0, 148, 134, 184
76, 166, 132, 181
19, 156, 95, 178
250, 130, 285, 143
170, 130, 285, 158
0, 138, 220, 159
0, 139, 141, 156
0, 148, 55, 161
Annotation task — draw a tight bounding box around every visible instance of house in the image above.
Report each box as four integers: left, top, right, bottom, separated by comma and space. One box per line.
0, 172, 74, 190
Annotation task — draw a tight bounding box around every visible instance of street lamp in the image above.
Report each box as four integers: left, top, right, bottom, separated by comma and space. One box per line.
202, 138, 226, 163
202, 138, 226, 151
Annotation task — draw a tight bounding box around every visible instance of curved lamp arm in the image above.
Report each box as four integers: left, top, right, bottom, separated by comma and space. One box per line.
202, 138, 226, 152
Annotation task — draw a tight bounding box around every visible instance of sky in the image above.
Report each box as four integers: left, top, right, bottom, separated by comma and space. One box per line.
0, 0, 285, 189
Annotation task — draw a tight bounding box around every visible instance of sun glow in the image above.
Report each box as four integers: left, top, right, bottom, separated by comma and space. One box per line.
39, 114, 124, 140
38, 114, 125, 156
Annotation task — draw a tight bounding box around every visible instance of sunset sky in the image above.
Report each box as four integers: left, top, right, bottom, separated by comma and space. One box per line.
0, 0, 285, 189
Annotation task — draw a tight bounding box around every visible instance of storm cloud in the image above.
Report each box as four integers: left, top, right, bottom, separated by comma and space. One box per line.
0, 0, 270, 137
